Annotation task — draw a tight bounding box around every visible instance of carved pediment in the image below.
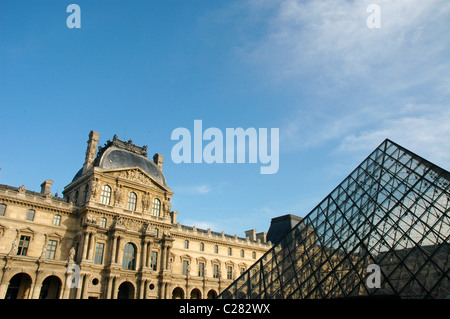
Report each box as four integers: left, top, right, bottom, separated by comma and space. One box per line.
46, 232, 63, 240
103, 167, 168, 191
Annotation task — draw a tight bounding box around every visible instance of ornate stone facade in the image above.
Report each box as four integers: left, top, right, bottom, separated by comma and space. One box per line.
0, 131, 271, 299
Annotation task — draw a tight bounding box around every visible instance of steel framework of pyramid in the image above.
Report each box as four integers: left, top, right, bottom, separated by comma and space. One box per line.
219, 139, 450, 299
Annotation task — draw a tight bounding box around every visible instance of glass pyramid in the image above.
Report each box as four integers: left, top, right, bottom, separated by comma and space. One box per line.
219, 139, 450, 299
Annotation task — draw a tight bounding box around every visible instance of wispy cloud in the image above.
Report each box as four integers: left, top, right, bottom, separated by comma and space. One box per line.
179, 219, 218, 231
235, 0, 450, 168
174, 184, 212, 195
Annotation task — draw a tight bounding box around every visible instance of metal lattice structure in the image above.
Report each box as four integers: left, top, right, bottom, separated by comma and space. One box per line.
219, 139, 450, 299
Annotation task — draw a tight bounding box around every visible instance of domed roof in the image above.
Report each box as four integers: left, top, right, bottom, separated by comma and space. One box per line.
72, 135, 166, 186
98, 146, 166, 186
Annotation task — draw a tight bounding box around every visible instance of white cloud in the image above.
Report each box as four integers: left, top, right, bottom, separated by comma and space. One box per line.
242, 0, 450, 89
174, 184, 212, 195
236, 0, 450, 169
337, 104, 450, 168
179, 219, 218, 231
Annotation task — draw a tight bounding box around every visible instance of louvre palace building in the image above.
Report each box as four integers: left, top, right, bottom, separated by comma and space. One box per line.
0, 131, 271, 299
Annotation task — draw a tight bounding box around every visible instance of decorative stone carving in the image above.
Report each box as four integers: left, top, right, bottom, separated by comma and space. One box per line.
9, 238, 18, 255
18, 185, 26, 194
110, 169, 158, 187
114, 186, 123, 206
85, 215, 97, 224
68, 246, 75, 262
163, 199, 171, 215
113, 215, 124, 228
40, 242, 47, 260
91, 179, 99, 199
142, 193, 151, 212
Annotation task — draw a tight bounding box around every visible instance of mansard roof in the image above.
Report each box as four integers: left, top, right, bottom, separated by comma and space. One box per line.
72, 134, 166, 186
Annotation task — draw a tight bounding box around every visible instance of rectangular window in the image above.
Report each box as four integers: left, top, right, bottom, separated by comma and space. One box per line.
100, 217, 107, 228
150, 251, 158, 271
53, 214, 61, 226
46, 240, 58, 259
198, 262, 205, 277
0, 204, 6, 216
213, 264, 219, 279
241, 267, 246, 275
227, 266, 233, 280
94, 242, 104, 265
182, 260, 189, 276
26, 209, 35, 221
17, 235, 30, 256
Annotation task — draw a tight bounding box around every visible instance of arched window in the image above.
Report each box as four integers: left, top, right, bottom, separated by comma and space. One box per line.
152, 198, 161, 217
184, 240, 189, 249
214, 245, 219, 254
228, 247, 232, 256
100, 185, 111, 205
122, 243, 136, 270
200, 242, 204, 252
127, 192, 137, 211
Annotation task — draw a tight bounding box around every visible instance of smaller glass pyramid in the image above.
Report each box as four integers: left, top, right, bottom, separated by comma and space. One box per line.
219, 139, 450, 299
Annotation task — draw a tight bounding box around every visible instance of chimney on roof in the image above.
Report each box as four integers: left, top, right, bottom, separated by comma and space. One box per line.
83, 131, 100, 174
153, 153, 164, 170
245, 229, 257, 241
40, 179, 53, 195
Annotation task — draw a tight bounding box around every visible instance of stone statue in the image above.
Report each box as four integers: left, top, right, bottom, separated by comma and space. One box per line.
142, 193, 150, 212
18, 185, 26, 194
68, 246, 76, 262
163, 199, 171, 215
40, 243, 47, 259
91, 179, 99, 198
9, 238, 18, 255
114, 186, 123, 205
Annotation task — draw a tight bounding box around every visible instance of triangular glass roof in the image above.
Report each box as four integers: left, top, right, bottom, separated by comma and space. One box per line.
219, 139, 450, 299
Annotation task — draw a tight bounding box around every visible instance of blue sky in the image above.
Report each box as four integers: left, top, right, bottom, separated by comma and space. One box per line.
1, 0, 450, 238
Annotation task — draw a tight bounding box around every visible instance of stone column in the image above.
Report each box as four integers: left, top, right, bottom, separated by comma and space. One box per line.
87, 233, 96, 261
105, 276, 113, 299
0, 266, 13, 299
115, 236, 121, 264
110, 235, 117, 265
81, 232, 90, 262
30, 269, 44, 299
81, 274, 90, 299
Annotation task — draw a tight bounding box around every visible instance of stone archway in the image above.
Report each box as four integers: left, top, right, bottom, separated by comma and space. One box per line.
207, 289, 217, 299
39, 276, 62, 299
117, 281, 135, 299
5, 273, 32, 299
172, 287, 184, 299
190, 288, 202, 299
